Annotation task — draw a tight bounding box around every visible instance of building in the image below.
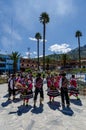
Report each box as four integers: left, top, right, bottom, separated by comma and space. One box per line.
0, 52, 20, 74
20, 57, 86, 72
20, 58, 38, 71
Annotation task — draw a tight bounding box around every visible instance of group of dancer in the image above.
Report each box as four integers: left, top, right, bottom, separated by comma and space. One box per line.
7, 71, 80, 108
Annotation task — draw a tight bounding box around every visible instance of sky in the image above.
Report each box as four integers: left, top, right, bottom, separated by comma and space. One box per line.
0, 0, 86, 58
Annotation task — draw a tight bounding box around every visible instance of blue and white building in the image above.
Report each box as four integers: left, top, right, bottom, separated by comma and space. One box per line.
0, 52, 20, 74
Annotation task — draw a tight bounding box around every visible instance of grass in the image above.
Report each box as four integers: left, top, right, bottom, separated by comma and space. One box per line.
0, 77, 8, 84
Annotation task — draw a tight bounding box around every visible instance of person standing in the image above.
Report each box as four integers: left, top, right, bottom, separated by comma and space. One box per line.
33, 73, 44, 108
22, 76, 33, 106
69, 74, 80, 100
59, 72, 70, 108
8, 74, 16, 100
47, 74, 60, 103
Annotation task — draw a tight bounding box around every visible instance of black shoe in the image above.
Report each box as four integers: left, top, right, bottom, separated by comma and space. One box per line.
8, 98, 11, 101
33, 104, 36, 108
67, 104, 70, 108
40, 102, 43, 107
26, 104, 28, 107
23, 102, 25, 106
49, 100, 52, 104
62, 104, 65, 109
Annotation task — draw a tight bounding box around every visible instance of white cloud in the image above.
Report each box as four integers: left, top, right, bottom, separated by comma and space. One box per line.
22, 56, 28, 59
22, 51, 33, 59
33, 51, 37, 55
0, 0, 77, 56
35, 55, 43, 58
48, 43, 71, 53
40, 39, 47, 42
39, 55, 43, 57
29, 37, 37, 41
25, 51, 32, 56
29, 37, 47, 42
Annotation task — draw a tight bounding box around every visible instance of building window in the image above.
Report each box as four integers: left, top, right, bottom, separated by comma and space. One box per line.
0, 64, 6, 67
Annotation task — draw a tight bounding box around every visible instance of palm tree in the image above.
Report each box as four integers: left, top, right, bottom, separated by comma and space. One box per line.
39, 12, 50, 71
61, 54, 70, 68
45, 57, 51, 71
35, 32, 42, 71
75, 30, 82, 68
10, 51, 20, 74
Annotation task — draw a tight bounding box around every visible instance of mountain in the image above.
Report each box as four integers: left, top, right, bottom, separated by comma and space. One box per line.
33, 44, 86, 61
45, 44, 86, 60
68, 44, 86, 59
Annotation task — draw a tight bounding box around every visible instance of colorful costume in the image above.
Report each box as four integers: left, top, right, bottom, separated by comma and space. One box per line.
16, 76, 33, 106
47, 75, 60, 102
68, 75, 79, 99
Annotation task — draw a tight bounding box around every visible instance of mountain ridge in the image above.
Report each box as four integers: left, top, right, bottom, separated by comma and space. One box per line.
46, 44, 86, 60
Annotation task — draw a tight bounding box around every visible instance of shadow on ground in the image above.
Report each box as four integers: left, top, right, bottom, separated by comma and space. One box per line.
1, 98, 22, 107
59, 107, 74, 116
70, 98, 82, 106
1, 100, 12, 107
3, 93, 9, 98
9, 105, 32, 116
47, 101, 61, 110
31, 104, 44, 114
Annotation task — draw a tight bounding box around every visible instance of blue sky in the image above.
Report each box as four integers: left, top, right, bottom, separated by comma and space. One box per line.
0, 0, 86, 58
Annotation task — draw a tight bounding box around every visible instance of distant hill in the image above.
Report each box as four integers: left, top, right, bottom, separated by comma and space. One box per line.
68, 44, 86, 59
33, 44, 86, 61
45, 44, 86, 60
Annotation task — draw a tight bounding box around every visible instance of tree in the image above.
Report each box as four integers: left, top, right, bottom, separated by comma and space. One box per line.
35, 32, 42, 71
75, 30, 82, 68
39, 12, 50, 71
61, 54, 69, 68
10, 51, 20, 73
45, 57, 51, 71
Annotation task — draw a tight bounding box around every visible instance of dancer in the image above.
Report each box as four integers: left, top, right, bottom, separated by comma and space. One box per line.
69, 74, 80, 100
15, 75, 33, 106
59, 72, 70, 108
8, 74, 16, 100
47, 74, 60, 103
33, 73, 44, 108
21, 76, 33, 106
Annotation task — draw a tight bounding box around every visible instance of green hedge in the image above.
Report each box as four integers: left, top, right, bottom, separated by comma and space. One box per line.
0, 78, 8, 84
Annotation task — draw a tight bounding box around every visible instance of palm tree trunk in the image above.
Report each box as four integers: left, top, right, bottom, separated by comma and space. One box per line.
13, 62, 17, 74
43, 23, 46, 71
78, 37, 81, 68
37, 40, 39, 71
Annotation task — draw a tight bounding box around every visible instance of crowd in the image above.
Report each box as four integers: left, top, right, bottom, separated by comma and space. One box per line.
7, 71, 80, 109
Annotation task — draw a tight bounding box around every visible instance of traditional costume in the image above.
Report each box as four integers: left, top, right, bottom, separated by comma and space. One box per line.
47, 75, 60, 102
68, 75, 79, 100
